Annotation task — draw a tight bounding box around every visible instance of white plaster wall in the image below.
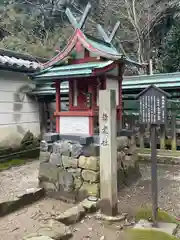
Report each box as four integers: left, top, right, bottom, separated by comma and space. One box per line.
0, 70, 40, 143
60, 116, 89, 135
106, 79, 119, 106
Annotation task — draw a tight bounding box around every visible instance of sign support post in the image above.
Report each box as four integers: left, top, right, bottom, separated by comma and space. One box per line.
151, 124, 158, 226
137, 85, 171, 226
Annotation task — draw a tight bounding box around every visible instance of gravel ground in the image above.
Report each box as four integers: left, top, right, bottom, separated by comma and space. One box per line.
72, 163, 180, 239
0, 160, 39, 202
71, 216, 127, 240
1, 162, 180, 240
0, 198, 73, 240
0, 161, 74, 240
117, 163, 180, 218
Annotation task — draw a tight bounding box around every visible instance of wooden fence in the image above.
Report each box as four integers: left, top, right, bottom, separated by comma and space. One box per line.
122, 99, 180, 151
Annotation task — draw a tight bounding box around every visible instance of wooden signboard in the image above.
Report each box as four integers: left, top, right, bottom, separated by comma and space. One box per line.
137, 85, 170, 125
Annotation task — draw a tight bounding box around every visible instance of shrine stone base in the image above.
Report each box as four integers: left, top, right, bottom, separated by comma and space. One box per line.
38, 132, 140, 203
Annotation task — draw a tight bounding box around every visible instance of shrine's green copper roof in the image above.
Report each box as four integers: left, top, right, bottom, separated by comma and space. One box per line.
37, 69, 92, 78
31, 71, 180, 94
123, 72, 180, 89
85, 34, 119, 56
47, 60, 113, 72
28, 82, 68, 96
32, 60, 114, 81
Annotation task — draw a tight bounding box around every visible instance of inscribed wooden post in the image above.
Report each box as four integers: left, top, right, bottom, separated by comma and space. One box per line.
99, 89, 118, 216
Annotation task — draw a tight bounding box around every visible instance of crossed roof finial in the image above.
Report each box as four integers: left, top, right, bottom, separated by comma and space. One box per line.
66, 2, 119, 43
97, 21, 120, 43
65, 2, 92, 30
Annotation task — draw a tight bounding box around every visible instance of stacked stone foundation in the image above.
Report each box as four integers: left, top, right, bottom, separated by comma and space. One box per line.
39, 133, 140, 202
117, 135, 141, 190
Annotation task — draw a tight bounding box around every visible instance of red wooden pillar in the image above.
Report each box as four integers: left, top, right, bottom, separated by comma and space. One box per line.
55, 80, 61, 132
88, 80, 95, 136
69, 80, 73, 110
101, 76, 106, 90
91, 81, 96, 108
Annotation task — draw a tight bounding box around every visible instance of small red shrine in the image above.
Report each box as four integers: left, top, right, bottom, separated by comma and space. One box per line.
31, 3, 141, 136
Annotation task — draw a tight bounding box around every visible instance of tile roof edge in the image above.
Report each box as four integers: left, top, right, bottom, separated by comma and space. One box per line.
0, 48, 48, 63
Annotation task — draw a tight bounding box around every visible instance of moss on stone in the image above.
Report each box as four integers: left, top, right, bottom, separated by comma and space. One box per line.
0, 131, 40, 171
126, 228, 178, 240
0, 159, 26, 171
135, 207, 178, 224
21, 131, 34, 146
0, 131, 40, 161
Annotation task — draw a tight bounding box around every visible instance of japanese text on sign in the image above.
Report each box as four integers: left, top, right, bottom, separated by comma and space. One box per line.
139, 94, 167, 125
100, 112, 109, 146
